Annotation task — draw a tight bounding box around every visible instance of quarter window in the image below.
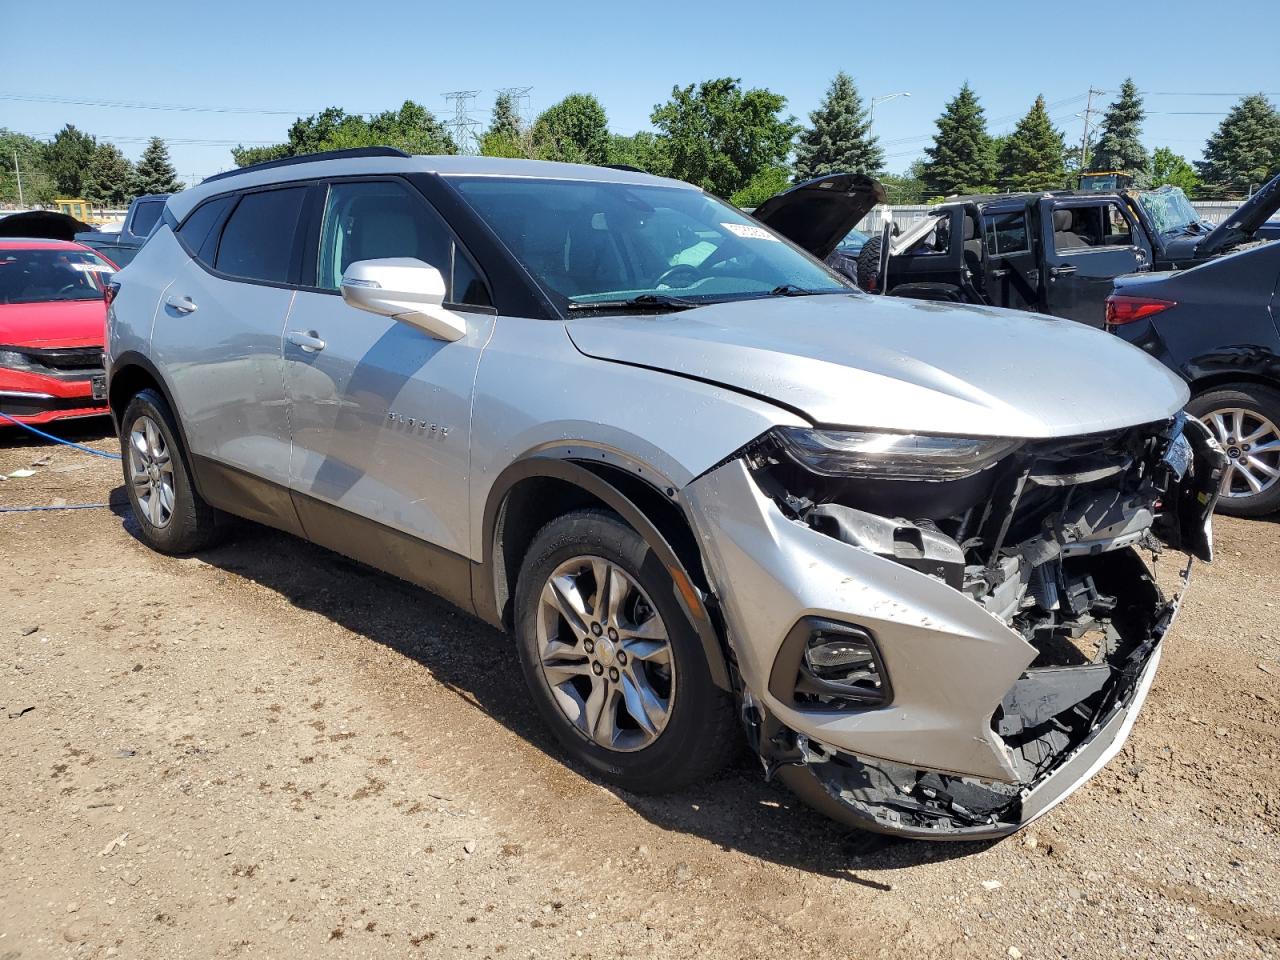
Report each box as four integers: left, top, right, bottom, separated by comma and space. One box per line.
129, 201, 164, 239
213, 187, 307, 284
984, 212, 1029, 256
176, 195, 235, 264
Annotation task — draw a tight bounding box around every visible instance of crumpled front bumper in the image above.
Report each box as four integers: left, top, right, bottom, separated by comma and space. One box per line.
681, 453, 1197, 838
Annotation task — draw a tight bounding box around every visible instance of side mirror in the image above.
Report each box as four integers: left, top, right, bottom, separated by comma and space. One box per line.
340, 258, 466, 342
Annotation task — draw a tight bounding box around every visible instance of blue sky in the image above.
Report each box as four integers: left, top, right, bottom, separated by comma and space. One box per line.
3, 0, 1277, 184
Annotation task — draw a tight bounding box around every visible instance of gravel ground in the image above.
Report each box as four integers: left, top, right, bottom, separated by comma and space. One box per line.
1, 418, 1277, 959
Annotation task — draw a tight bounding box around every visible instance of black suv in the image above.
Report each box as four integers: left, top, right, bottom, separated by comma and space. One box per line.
853, 172, 1280, 327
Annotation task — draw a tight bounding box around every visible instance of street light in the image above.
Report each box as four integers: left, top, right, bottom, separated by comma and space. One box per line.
868, 91, 911, 134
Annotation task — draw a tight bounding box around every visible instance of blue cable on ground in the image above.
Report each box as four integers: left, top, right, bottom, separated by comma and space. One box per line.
0, 411, 122, 460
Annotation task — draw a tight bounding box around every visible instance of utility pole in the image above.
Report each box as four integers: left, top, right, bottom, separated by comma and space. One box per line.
13, 149, 24, 207
1078, 87, 1105, 172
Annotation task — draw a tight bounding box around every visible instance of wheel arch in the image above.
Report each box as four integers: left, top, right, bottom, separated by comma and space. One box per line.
107, 351, 208, 499
476, 454, 731, 691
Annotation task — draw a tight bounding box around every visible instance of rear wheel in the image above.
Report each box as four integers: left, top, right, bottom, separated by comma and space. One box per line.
1187, 384, 1280, 517
855, 234, 884, 292
513, 509, 736, 793
120, 388, 224, 552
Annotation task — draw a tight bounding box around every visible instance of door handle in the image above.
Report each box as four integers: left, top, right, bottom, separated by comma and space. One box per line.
990, 268, 1009, 278
1049, 265, 1078, 277
165, 294, 197, 314
286, 330, 326, 353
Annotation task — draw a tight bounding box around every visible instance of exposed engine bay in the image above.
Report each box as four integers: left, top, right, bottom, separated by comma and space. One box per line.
738, 415, 1226, 836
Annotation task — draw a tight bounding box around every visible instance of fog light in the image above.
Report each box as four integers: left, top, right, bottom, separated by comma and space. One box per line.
805, 629, 881, 689
769, 618, 891, 710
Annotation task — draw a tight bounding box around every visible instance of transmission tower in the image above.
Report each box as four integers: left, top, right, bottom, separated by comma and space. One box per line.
494, 86, 534, 128
443, 90, 481, 154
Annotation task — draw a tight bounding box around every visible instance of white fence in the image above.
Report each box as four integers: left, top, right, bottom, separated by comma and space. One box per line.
854, 201, 1242, 234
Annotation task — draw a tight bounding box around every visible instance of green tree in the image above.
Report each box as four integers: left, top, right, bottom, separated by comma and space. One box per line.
480, 92, 529, 158
792, 71, 883, 181
42, 124, 97, 196
489, 92, 522, 141
0, 129, 55, 203
232, 101, 456, 167
531, 94, 610, 165
1148, 147, 1200, 193
730, 165, 791, 208
921, 82, 996, 197
1197, 93, 1280, 195
996, 95, 1067, 191
651, 77, 798, 198
605, 131, 670, 176
131, 137, 185, 195
1091, 78, 1148, 174
82, 143, 135, 206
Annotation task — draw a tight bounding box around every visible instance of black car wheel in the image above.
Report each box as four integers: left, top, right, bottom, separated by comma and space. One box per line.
513, 509, 736, 793
120, 388, 224, 552
1187, 384, 1280, 517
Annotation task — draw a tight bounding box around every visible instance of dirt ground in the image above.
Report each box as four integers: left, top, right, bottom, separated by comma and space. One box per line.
1, 418, 1277, 960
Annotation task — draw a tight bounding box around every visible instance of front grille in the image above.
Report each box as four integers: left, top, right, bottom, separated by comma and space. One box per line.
22, 347, 104, 372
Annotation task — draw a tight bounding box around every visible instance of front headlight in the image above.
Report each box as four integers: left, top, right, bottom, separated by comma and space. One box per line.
0, 349, 34, 372
777, 427, 1020, 480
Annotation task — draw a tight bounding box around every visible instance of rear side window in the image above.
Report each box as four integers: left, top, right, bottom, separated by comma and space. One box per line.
214, 187, 307, 284
985, 212, 1029, 256
177, 195, 235, 264
129, 201, 163, 238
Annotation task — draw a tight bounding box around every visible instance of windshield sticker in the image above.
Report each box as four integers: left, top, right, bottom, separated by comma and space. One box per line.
69, 262, 114, 272
721, 222, 780, 242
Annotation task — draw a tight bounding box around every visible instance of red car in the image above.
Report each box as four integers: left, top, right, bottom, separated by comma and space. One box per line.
0, 238, 116, 428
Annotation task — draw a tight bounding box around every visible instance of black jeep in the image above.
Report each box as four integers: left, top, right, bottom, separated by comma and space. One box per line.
844, 172, 1280, 327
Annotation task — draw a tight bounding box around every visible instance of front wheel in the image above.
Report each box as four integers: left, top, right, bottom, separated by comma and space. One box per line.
1187, 384, 1280, 517
513, 510, 736, 793
120, 388, 224, 553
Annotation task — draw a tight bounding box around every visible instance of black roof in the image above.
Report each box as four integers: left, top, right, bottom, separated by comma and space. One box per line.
202, 146, 411, 184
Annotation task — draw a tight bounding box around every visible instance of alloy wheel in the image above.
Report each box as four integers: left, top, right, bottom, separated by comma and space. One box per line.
128, 414, 175, 528
1201, 407, 1280, 500
535, 555, 676, 752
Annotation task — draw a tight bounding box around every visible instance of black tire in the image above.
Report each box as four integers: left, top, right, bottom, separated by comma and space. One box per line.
1187, 384, 1280, 518
856, 234, 884, 292
513, 509, 737, 793
119, 388, 224, 553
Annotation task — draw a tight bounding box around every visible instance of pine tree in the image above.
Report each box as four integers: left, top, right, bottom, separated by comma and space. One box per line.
42, 124, 97, 196
921, 83, 996, 196
1197, 93, 1280, 195
997, 95, 1067, 191
82, 143, 135, 206
131, 137, 184, 195
792, 71, 883, 181
480, 92, 529, 158
1091, 78, 1148, 174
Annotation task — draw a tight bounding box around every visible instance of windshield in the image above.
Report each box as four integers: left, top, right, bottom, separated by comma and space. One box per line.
1137, 186, 1201, 236
835, 229, 869, 255
0, 247, 116, 305
451, 177, 850, 308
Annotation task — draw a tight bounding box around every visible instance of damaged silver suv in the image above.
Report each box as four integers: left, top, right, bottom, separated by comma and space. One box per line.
105, 149, 1226, 839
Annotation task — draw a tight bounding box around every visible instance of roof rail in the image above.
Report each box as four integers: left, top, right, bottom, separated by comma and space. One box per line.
202, 146, 411, 184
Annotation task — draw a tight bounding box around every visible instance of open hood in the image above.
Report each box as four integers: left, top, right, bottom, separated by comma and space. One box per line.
0, 211, 91, 241
1196, 170, 1280, 258
751, 173, 886, 261
566, 294, 1188, 439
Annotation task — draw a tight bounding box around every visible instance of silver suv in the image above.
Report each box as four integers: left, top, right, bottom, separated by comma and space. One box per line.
105, 148, 1225, 839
